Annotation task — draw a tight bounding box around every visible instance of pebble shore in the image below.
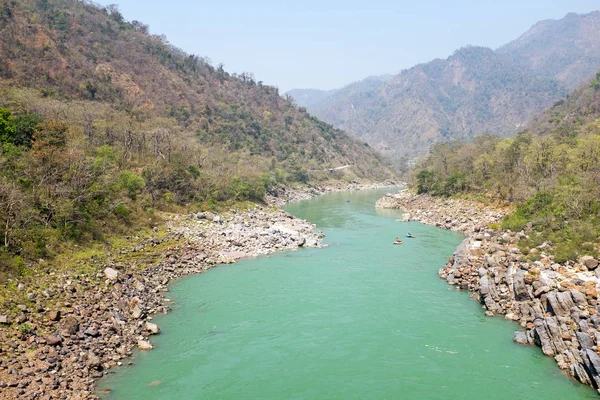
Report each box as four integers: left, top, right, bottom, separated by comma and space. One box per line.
0, 181, 395, 399
378, 189, 600, 394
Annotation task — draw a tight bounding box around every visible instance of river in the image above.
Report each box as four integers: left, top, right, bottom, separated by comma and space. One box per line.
97, 188, 596, 399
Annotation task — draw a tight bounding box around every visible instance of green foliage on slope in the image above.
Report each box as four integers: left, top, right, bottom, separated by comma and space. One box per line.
0, 0, 394, 279
412, 74, 600, 262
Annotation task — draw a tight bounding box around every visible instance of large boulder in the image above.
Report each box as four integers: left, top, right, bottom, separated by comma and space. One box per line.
545, 291, 575, 317
580, 256, 599, 270
87, 353, 101, 369
62, 315, 79, 335
104, 267, 119, 281
570, 289, 588, 306
48, 310, 61, 321
577, 332, 594, 350
145, 322, 161, 335
513, 271, 531, 302
533, 317, 567, 356
47, 335, 62, 346
138, 340, 153, 350
514, 331, 528, 345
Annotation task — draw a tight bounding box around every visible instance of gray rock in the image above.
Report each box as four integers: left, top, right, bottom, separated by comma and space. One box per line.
580, 256, 599, 270
514, 331, 528, 345
138, 340, 153, 350
571, 290, 588, 306
573, 361, 594, 387
62, 315, 79, 335
484, 296, 499, 312
513, 271, 531, 302
577, 332, 594, 350
533, 317, 567, 356
546, 291, 575, 317
0, 315, 10, 325
479, 275, 499, 299
104, 267, 119, 281
145, 322, 161, 334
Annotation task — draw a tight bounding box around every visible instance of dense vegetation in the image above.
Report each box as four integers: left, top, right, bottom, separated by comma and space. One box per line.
0, 0, 394, 279
290, 12, 600, 158
412, 73, 600, 262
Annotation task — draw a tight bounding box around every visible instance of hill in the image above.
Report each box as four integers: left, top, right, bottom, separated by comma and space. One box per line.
289, 11, 600, 158
287, 75, 392, 110
0, 0, 390, 179
498, 11, 600, 90
411, 72, 600, 261
0, 0, 394, 277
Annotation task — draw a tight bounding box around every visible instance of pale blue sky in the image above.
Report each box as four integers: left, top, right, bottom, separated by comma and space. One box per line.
95, 0, 600, 91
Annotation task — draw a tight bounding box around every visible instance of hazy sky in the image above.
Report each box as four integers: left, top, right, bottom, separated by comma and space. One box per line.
95, 0, 599, 91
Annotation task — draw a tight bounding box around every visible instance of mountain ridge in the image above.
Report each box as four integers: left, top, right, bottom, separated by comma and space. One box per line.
289, 11, 600, 158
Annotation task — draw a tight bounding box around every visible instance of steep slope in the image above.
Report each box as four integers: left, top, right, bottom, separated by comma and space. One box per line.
290, 11, 600, 158
527, 70, 600, 136
0, 0, 390, 179
412, 71, 600, 257
307, 47, 564, 156
0, 0, 395, 276
498, 11, 600, 90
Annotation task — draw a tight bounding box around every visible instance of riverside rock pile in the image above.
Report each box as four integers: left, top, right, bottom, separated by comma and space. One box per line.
379, 190, 600, 394
0, 205, 322, 399
267, 181, 399, 207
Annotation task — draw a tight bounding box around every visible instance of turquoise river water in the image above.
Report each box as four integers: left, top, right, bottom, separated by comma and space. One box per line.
98, 188, 597, 399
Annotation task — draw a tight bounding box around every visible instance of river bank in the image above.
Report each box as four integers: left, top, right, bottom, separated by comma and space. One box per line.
0, 181, 395, 399
266, 181, 398, 207
377, 190, 600, 394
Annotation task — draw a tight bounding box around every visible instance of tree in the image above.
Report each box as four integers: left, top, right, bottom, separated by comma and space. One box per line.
0, 108, 15, 146
11, 114, 43, 147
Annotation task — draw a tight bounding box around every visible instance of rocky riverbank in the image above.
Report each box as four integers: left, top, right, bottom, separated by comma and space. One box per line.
0, 205, 325, 399
378, 190, 600, 394
0, 181, 396, 399
267, 181, 399, 207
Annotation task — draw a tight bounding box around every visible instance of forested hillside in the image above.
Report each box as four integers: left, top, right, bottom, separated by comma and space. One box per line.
412, 72, 600, 262
289, 11, 600, 158
0, 0, 393, 278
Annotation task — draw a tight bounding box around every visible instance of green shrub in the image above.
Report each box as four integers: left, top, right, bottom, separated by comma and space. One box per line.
118, 171, 146, 199
113, 204, 130, 217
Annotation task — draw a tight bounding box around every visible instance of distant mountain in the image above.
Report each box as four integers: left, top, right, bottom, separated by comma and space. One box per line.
498, 11, 600, 90
289, 11, 600, 158
287, 75, 392, 110
286, 88, 339, 109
